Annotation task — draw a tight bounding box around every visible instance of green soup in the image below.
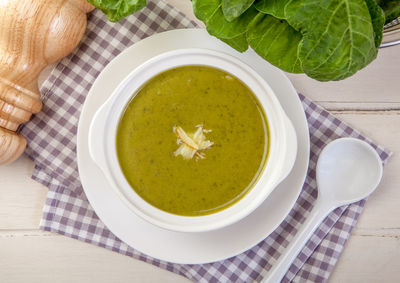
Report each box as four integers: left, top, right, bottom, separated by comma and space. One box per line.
116, 66, 269, 216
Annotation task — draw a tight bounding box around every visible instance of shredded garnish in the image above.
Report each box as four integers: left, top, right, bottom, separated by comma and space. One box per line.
173, 125, 213, 161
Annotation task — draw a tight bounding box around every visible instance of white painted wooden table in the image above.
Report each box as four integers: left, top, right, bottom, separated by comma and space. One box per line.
1, 1, 399, 282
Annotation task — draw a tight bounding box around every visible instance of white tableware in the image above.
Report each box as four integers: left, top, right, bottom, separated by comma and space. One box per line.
77, 29, 310, 264
88, 48, 297, 233
261, 137, 383, 282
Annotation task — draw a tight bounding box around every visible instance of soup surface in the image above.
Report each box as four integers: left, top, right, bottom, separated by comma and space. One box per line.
116, 66, 268, 216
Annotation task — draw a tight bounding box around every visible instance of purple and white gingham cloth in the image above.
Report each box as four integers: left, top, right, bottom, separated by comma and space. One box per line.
20, 1, 392, 282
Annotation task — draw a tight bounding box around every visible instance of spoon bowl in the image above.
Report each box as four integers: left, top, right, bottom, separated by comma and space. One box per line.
261, 137, 383, 283
317, 137, 383, 205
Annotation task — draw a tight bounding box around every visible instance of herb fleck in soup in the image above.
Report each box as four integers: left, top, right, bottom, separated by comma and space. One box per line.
116, 66, 269, 216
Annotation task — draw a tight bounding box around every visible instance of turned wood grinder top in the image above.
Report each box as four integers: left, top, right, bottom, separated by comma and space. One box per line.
0, 0, 94, 164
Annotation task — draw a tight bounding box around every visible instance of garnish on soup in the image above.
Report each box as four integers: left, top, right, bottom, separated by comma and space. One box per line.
173, 125, 213, 161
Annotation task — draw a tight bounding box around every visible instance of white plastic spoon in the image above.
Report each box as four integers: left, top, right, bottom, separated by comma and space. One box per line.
261, 137, 383, 283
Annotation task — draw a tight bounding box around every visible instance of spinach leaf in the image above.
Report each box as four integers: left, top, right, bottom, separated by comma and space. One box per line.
376, 0, 400, 24
365, 0, 385, 47
192, 0, 380, 81
207, 5, 257, 39
193, 0, 257, 50
254, 0, 290, 19
290, 0, 377, 81
192, 0, 220, 22
87, 0, 146, 22
255, 0, 322, 32
247, 13, 303, 73
222, 0, 255, 21
284, 0, 321, 32
220, 35, 250, 52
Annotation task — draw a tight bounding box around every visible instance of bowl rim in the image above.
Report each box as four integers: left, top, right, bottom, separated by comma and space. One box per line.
89, 48, 297, 232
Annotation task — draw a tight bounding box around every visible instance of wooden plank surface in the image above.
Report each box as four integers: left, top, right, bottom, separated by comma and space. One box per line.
0, 156, 47, 230
0, 230, 190, 283
1, 1, 399, 282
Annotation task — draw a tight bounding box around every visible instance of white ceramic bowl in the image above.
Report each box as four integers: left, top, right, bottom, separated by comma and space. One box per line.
89, 48, 297, 233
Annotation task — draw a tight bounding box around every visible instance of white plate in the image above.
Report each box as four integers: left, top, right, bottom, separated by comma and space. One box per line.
77, 29, 310, 264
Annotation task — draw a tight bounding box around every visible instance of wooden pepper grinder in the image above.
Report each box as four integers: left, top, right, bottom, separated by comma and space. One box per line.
0, 0, 94, 164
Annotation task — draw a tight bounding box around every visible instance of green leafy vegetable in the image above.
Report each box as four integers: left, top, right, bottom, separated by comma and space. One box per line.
87, 0, 146, 22
376, 0, 400, 24
247, 14, 303, 73
222, 0, 255, 21
89, 0, 393, 82
193, 0, 381, 81
254, 0, 289, 19
219, 35, 249, 52
192, 0, 257, 50
192, 0, 220, 22
365, 0, 386, 47
294, 0, 377, 81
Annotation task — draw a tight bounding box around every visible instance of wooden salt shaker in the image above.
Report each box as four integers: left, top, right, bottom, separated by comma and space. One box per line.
0, 0, 94, 164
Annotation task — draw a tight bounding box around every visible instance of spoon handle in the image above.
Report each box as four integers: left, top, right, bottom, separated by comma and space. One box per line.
260, 201, 334, 283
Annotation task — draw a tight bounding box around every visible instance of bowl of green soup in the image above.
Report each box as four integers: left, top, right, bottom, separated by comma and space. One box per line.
89, 48, 297, 233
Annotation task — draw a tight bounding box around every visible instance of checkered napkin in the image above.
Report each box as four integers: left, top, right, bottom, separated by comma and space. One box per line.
20, 1, 392, 282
